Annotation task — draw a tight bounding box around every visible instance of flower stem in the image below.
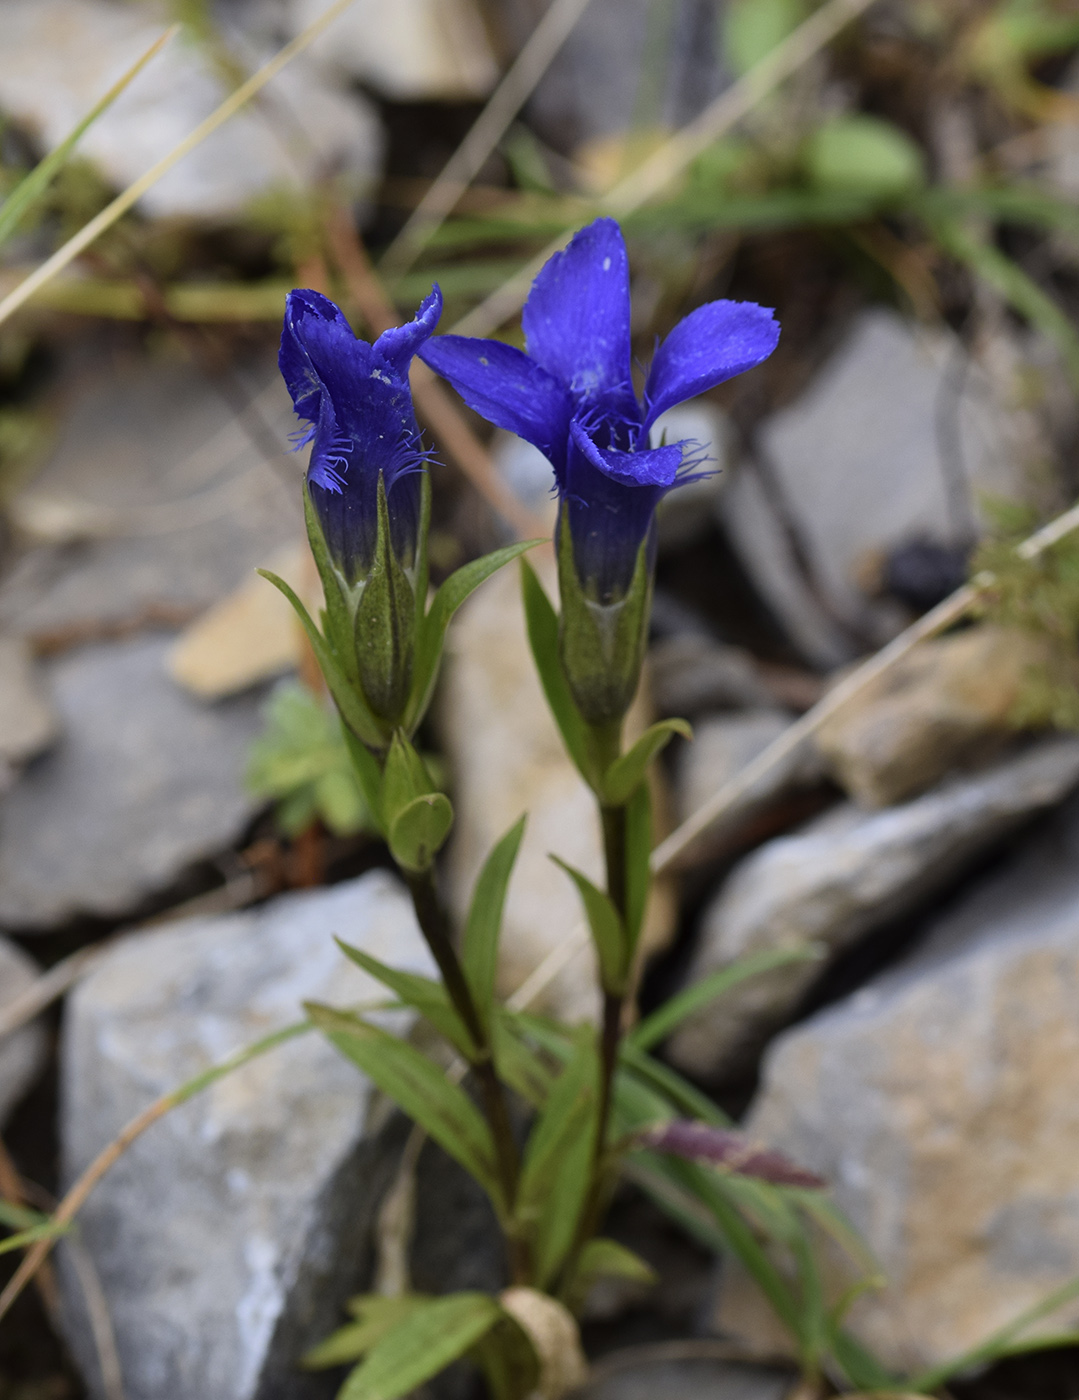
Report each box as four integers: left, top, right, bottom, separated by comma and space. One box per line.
402, 866, 527, 1280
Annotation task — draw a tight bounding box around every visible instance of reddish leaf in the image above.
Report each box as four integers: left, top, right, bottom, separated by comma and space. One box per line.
638, 1120, 825, 1189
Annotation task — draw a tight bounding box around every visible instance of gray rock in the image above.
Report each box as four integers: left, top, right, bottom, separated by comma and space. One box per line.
651, 635, 778, 717
575, 1355, 793, 1400
59, 870, 433, 1400
0, 633, 265, 930
0, 936, 47, 1127
652, 401, 730, 554
0, 634, 58, 766
0, 0, 382, 218
1, 355, 302, 642
669, 735, 1079, 1080
499, 0, 728, 153
287, 0, 497, 99
717, 788, 1079, 1372
721, 309, 1029, 667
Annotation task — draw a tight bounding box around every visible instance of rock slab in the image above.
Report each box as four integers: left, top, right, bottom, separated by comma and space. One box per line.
670, 736, 1079, 1080
0, 936, 47, 1128
60, 871, 433, 1400
717, 790, 1079, 1371
0, 634, 58, 768
0, 633, 265, 930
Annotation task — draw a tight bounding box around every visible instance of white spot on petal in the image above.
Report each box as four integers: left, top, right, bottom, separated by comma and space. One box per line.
602, 257, 611, 272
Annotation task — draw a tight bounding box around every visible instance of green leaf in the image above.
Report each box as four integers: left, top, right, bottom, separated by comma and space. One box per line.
624, 782, 652, 953
516, 1033, 597, 1287
565, 1237, 657, 1311
302, 484, 358, 683
338, 1293, 504, 1400
308, 1005, 503, 1209
354, 473, 416, 723
340, 723, 386, 833
723, 0, 806, 76
470, 1312, 541, 1400
549, 856, 627, 995
617, 1043, 731, 1128
380, 730, 436, 828
389, 793, 454, 872
334, 939, 473, 1057
0, 1221, 70, 1256
304, 1295, 425, 1369
491, 1010, 556, 1107
406, 539, 542, 734
602, 719, 691, 807
245, 683, 373, 838
0, 28, 173, 249
462, 815, 527, 1024
257, 570, 386, 750
804, 115, 926, 199
519, 557, 596, 785
627, 945, 824, 1052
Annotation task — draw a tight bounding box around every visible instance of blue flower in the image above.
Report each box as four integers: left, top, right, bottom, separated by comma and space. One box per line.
420, 218, 779, 604
280, 285, 442, 586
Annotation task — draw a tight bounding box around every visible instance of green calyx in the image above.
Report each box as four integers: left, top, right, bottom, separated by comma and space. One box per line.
354, 473, 417, 724
555, 502, 652, 729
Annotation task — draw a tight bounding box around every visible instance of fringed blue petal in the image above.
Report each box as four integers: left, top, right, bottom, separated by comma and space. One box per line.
376, 284, 444, 377
522, 218, 639, 428
420, 334, 573, 485
643, 299, 779, 432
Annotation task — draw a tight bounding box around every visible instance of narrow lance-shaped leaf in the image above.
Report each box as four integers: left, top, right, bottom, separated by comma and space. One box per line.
637, 1120, 825, 1188
338, 1293, 504, 1400
406, 539, 543, 734
516, 1032, 597, 1287
550, 856, 627, 995
462, 815, 527, 1025
601, 718, 692, 807
258, 570, 386, 749
333, 938, 472, 1057
307, 1004, 503, 1210
303, 1294, 425, 1369
628, 944, 825, 1052
302, 484, 358, 683
519, 557, 596, 785
339, 722, 385, 831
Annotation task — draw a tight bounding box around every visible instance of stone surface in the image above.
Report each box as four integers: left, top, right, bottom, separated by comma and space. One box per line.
814, 625, 1060, 808
59, 870, 432, 1400
721, 310, 1030, 667
650, 635, 777, 717
1, 355, 302, 642
288, 0, 497, 99
0, 634, 59, 766
167, 543, 315, 699
669, 735, 1079, 1081
0, 936, 47, 1128
573, 1356, 793, 1400
498, 0, 727, 153
0, 633, 265, 930
440, 556, 670, 1023
0, 0, 382, 218
717, 789, 1079, 1371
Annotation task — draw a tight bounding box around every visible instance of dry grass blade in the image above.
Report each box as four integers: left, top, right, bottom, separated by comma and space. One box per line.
325, 207, 548, 541
0, 943, 110, 1041
449, 0, 877, 338
651, 496, 1079, 873
0, 0, 359, 329
379, 0, 595, 277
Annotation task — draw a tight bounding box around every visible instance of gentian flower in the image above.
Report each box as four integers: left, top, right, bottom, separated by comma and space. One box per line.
279, 285, 442, 725
420, 217, 779, 724
280, 285, 442, 589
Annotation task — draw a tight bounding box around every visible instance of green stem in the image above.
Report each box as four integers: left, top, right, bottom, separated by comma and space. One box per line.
402, 867, 528, 1282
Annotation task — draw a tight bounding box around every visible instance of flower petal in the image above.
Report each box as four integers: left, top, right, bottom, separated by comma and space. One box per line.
522, 218, 638, 423
643, 299, 780, 431
569, 419, 683, 488
279, 288, 357, 422
421, 334, 572, 482
376, 284, 444, 377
